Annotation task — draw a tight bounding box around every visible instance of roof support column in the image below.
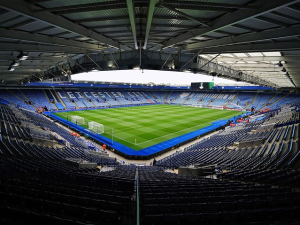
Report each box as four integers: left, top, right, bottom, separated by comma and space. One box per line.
126, 0, 138, 49
143, 0, 159, 49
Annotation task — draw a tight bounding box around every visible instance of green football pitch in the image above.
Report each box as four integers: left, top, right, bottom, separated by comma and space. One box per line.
53, 105, 241, 150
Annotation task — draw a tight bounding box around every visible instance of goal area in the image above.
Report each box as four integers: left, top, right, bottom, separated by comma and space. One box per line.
88, 121, 104, 134
71, 115, 85, 125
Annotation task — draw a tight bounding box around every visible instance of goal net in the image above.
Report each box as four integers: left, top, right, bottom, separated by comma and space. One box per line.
88, 121, 104, 134
71, 116, 85, 125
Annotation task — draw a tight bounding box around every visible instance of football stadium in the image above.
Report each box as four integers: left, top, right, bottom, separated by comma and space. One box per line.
0, 0, 300, 225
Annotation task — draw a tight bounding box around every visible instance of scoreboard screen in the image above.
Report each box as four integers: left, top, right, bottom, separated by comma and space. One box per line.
191, 82, 214, 90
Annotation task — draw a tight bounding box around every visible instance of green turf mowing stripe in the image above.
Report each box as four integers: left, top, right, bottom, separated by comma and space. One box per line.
53, 105, 241, 150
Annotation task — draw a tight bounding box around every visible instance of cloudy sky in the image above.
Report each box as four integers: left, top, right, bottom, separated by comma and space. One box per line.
71, 69, 251, 86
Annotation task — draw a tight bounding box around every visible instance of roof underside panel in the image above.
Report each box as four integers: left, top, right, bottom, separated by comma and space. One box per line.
38, 0, 117, 8
0, 0, 298, 87
217, 26, 249, 34
275, 6, 300, 18
237, 18, 279, 30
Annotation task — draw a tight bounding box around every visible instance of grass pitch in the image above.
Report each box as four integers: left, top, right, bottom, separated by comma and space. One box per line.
54, 105, 241, 150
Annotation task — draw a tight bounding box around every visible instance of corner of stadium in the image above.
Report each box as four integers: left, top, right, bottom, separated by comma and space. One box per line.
0, 1, 300, 225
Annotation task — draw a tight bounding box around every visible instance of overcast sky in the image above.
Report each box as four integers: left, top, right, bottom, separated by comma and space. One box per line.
71, 69, 251, 86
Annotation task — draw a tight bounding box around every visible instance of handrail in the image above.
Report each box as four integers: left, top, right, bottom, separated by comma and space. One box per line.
284, 149, 300, 168
291, 124, 296, 139
275, 127, 284, 142
283, 126, 290, 140
135, 169, 140, 225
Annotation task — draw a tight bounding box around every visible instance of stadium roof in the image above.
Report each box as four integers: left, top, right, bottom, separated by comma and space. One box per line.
0, 0, 300, 88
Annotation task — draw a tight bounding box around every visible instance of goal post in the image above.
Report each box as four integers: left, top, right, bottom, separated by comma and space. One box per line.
71, 115, 85, 125
88, 121, 104, 134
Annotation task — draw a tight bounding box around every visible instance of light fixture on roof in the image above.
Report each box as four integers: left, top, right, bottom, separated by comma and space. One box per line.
17, 51, 28, 61
275, 61, 283, 67
281, 67, 286, 72
11, 60, 19, 67
90, 68, 99, 72
7, 66, 15, 71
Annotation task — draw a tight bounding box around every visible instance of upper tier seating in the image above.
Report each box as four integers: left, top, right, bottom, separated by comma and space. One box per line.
0, 89, 35, 110
2, 89, 300, 112
21, 89, 56, 111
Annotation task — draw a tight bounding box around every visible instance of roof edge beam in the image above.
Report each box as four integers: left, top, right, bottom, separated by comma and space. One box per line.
161, 1, 257, 10
184, 24, 300, 50
0, 28, 103, 51
198, 41, 300, 54
0, 43, 92, 53
210, 56, 300, 62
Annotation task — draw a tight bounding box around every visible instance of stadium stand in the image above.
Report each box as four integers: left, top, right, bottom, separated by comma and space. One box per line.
226, 92, 255, 110
55, 90, 77, 109
0, 89, 35, 111
2, 1, 300, 224
183, 92, 205, 106
0, 87, 300, 225
209, 93, 235, 108
21, 89, 57, 111
172, 92, 190, 104
138, 166, 300, 225
155, 104, 299, 170
12, 89, 294, 112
